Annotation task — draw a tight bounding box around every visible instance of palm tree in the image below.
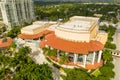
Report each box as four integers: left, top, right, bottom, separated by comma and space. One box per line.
102, 49, 113, 64
8, 42, 16, 56
18, 46, 31, 55
13, 63, 53, 80
42, 47, 49, 54
9, 57, 19, 70
59, 52, 69, 64
0, 53, 4, 68
0, 53, 11, 68
49, 48, 57, 57
0, 45, 53, 80
0, 68, 12, 80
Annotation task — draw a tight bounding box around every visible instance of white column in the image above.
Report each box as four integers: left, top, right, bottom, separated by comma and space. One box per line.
65, 52, 68, 55
83, 55, 87, 68
97, 50, 102, 63
74, 54, 78, 64
50, 47, 53, 50
45, 45, 48, 48
92, 52, 96, 65
57, 50, 59, 53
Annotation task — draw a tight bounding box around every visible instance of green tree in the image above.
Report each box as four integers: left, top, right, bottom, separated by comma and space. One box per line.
62, 68, 91, 80
5, 27, 21, 38
107, 25, 116, 37
0, 68, 12, 80
18, 46, 31, 55
11, 47, 53, 80
99, 65, 115, 78
99, 25, 108, 31
49, 48, 57, 57
59, 52, 69, 64
13, 63, 53, 80
102, 49, 113, 64
0, 53, 11, 67
112, 18, 119, 24
105, 42, 116, 50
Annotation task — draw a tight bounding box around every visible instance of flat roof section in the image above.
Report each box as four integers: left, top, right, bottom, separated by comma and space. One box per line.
33, 21, 57, 25
22, 24, 42, 31
70, 16, 99, 21
59, 16, 99, 31
60, 20, 93, 31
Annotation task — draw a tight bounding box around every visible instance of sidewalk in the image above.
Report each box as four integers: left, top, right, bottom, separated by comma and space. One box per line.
23, 41, 63, 80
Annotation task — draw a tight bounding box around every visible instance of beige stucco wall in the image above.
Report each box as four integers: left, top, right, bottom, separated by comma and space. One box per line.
21, 21, 57, 35
32, 25, 46, 34
21, 25, 46, 35
21, 29, 34, 35
89, 22, 98, 39
95, 32, 108, 45
55, 27, 90, 42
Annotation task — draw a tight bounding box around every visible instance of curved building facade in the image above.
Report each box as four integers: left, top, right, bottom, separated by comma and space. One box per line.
40, 16, 107, 69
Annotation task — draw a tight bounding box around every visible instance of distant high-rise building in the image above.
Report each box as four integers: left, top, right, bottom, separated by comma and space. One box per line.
0, 0, 35, 28
0, 9, 2, 20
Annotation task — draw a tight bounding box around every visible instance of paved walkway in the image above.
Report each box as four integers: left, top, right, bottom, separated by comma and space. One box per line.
49, 64, 63, 80
113, 22, 120, 50
18, 40, 63, 80
112, 22, 120, 80
112, 56, 120, 80
29, 43, 63, 80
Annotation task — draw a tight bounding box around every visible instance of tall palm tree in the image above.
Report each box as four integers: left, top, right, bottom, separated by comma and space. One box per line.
0, 46, 53, 80
0, 53, 11, 68
19, 46, 31, 55
42, 47, 49, 54
103, 50, 113, 64
8, 42, 16, 56
0, 68, 12, 80
59, 52, 69, 64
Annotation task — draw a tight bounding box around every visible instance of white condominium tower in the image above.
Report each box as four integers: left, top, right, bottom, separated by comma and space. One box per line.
0, 0, 35, 28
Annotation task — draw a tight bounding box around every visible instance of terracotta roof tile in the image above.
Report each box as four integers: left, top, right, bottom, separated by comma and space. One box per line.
0, 38, 12, 48
40, 33, 104, 54
85, 60, 103, 69
18, 30, 53, 39
40, 40, 46, 48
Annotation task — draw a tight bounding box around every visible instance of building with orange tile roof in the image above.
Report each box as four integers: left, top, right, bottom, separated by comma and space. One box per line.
18, 21, 57, 39
40, 16, 108, 69
0, 37, 12, 48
